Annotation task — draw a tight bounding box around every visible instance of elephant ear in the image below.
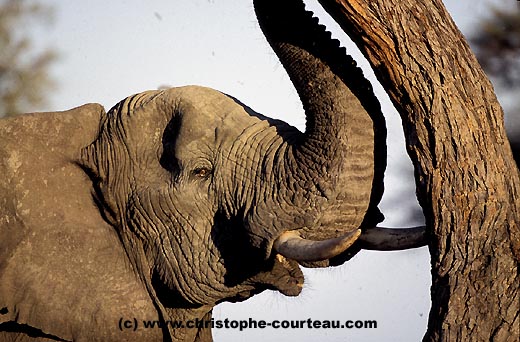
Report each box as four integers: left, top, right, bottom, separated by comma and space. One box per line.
0, 105, 161, 341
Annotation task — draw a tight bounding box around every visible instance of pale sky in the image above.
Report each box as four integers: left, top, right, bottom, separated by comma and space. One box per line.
24, 0, 515, 341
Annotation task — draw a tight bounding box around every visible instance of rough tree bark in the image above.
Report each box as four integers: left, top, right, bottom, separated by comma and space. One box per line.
316, 0, 520, 341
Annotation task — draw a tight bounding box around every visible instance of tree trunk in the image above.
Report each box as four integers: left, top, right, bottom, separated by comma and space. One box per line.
316, 0, 520, 341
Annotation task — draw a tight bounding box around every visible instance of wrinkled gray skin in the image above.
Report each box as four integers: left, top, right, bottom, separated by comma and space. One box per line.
0, 0, 426, 341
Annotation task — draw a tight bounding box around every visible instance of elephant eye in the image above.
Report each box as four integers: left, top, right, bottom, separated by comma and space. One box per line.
193, 167, 212, 179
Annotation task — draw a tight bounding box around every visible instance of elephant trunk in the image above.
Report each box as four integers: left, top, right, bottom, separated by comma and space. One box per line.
254, 0, 387, 249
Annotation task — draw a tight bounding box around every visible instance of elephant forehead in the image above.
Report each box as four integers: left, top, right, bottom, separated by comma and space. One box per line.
166, 86, 264, 144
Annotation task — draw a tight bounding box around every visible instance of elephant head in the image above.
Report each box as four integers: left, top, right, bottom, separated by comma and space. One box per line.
79, 0, 384, 308
81, 86, 311, 303
0, 0, 426, 341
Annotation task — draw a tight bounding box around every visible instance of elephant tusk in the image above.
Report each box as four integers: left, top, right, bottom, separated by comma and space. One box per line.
273, 229, 362, 262
358, 226, 428, 251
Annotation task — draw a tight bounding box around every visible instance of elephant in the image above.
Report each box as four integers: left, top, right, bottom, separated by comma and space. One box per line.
0, 0, 427, 341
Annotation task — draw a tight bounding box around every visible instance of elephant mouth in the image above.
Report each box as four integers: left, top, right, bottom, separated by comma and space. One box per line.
258, 254, 304, 297
226, 253, 304, 300
249, 230, 362, 297
270, 255, 304, 296
233, 229, 362, 298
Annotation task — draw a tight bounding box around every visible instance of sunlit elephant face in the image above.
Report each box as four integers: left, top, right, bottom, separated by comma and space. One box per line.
82, 86, 305, 306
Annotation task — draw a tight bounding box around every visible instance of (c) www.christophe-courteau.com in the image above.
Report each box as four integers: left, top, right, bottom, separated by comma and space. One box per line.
118, 317, 378, 331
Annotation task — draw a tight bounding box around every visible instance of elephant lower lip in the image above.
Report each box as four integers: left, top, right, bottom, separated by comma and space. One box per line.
275, 279, 303, 297
270, 255, 304, 296
251, 254, 304, 297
